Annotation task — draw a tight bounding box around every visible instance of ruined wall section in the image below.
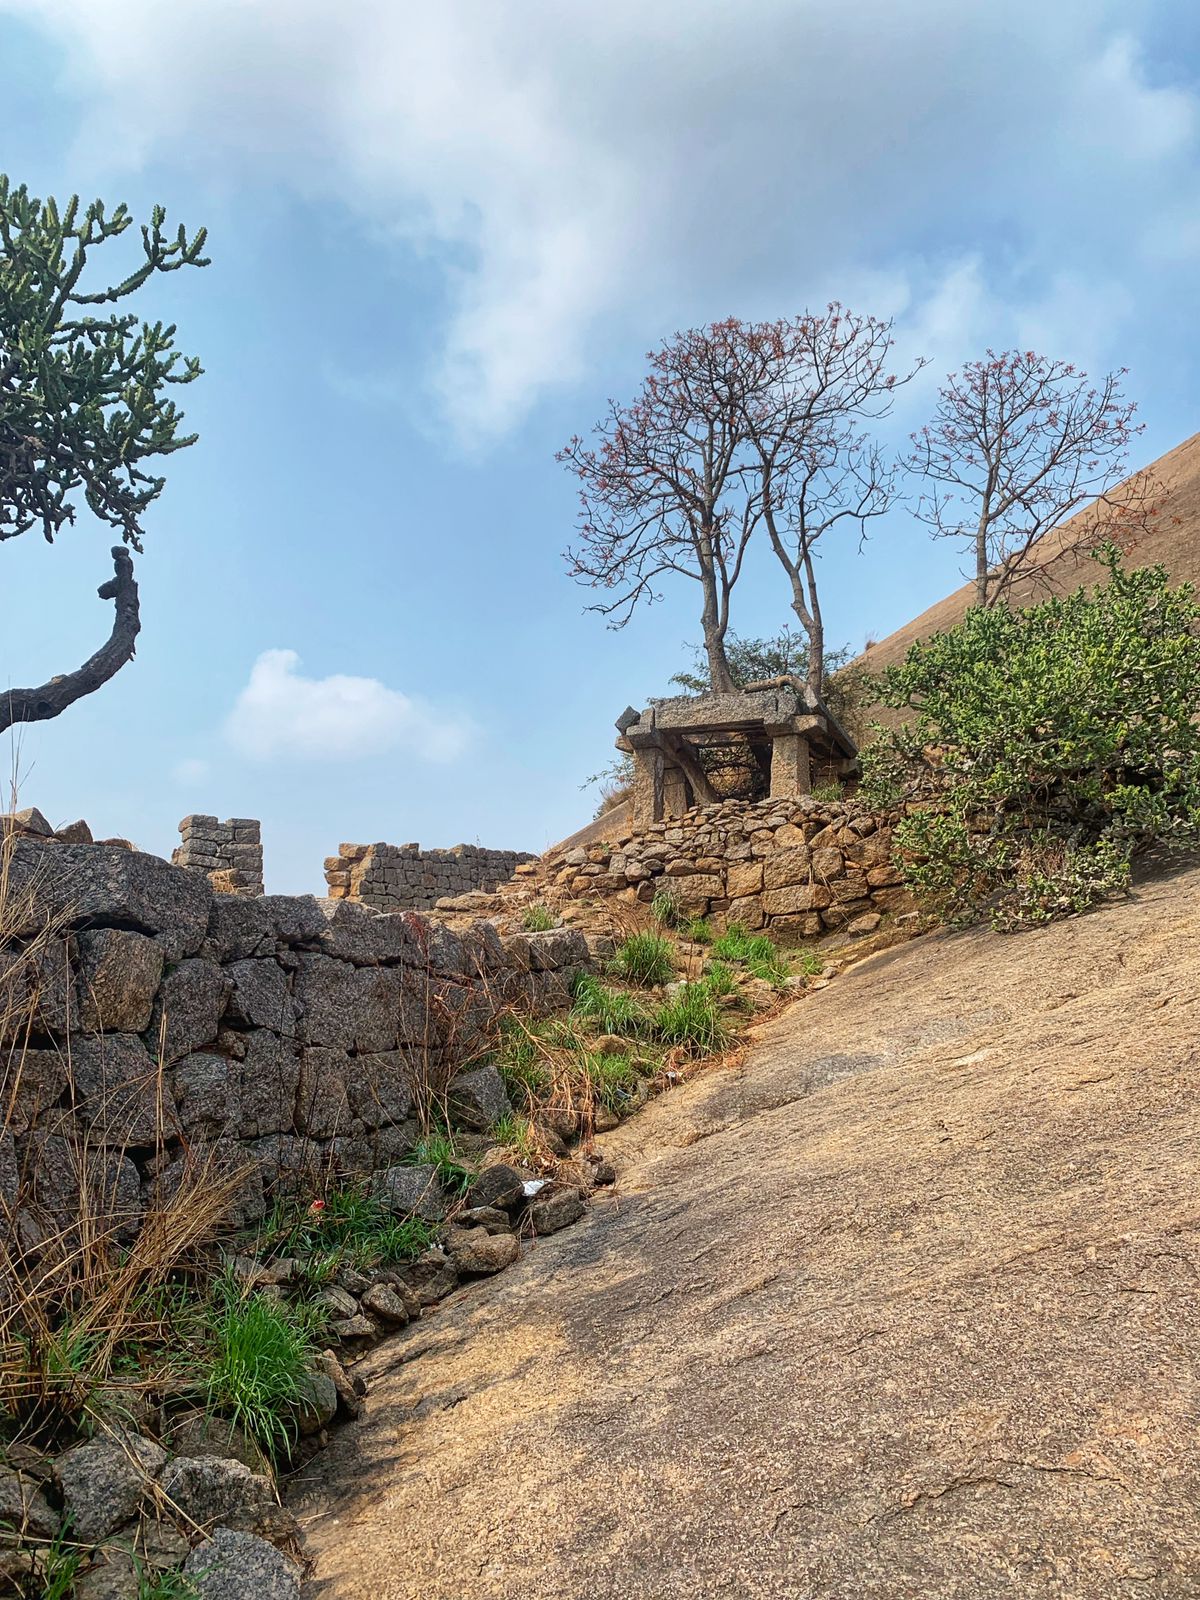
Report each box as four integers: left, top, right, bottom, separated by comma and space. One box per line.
0, 840, 589, 1247
327, 841, 537, 912
173, 814, 264, 898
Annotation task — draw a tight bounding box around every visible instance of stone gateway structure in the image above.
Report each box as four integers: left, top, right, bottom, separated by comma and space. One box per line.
616, 681, 859, 828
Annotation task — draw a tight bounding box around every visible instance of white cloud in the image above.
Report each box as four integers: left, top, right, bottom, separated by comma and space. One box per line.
225, 649, 470, 763
170, 756, 210, 785
4, 0, 1197, 436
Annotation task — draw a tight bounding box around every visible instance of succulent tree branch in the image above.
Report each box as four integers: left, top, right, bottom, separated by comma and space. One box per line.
0, 546, 140, 733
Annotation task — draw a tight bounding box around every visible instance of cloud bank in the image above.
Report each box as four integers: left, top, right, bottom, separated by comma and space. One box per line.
225, 649, 470, 763
5, 1, 1197, 438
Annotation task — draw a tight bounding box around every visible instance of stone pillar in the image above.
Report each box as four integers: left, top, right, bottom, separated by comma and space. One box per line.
629, 747, 664, 828
174, 815, 264, 897
662, 763, 690, 819
769, 733, 812, 800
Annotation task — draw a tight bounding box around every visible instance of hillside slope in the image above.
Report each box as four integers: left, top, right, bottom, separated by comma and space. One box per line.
295, 857, 1200, 1599
864, 430, 1200, 677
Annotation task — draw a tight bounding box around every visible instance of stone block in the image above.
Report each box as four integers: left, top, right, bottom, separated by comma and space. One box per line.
724, 895, 766, 930
69, 1033, 176, 1146
762, 883, 831, 916
224, 958, 294, 1033
76, 929, 164, 1034
151, 959, 232, 1063
725, 860, 764, 899
762, 847, 812, 891
810, 847, 845, 880
236, 1030, 302, 1137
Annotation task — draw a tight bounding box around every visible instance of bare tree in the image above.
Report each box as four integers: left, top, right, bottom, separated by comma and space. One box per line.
561, 321, 774, 694
909, 350, 1156, 607
739, 308, 922, 697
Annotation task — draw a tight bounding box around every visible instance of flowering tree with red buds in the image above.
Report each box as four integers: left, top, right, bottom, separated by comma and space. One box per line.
741, 308, 922, 696
562, 310, 920, 699
560, 320, 763, 694
910, 351, 1154, 607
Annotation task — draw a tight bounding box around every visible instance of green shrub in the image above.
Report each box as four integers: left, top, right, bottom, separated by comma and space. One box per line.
571, 974, 651, 1035
862, 546, 1200, 927
710, 923, 788, 986
653, 983, 730, 1055
684, 917, 713, 944
200, 1271, 316, 1460
520, 903, 556, 932
609, 930, 675, 986
650, 886, 681, 927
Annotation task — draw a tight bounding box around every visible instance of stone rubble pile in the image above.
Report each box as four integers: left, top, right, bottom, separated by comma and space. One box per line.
325, 840, 537, 912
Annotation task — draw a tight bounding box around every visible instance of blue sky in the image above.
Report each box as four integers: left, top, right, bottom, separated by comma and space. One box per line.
2, 0, 1199, 891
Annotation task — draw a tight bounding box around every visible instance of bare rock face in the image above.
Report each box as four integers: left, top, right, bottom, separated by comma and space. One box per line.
183, 1527, 302, 1600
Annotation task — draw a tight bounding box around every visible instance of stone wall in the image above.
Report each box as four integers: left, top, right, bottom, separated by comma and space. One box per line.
0, 840, 590, 1245
326, 840, 537, 912
544, 795, 911, 940
173, 814, 265, 898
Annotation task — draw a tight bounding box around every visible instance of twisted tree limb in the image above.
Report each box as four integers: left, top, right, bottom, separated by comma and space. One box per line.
0, 545, 140, 733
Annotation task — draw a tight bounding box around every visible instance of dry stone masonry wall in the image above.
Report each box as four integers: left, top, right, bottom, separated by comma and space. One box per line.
0, 839, 590, 1250
172, 814, 265, 898
542, 796, 912, 940
326, 840, 537, 912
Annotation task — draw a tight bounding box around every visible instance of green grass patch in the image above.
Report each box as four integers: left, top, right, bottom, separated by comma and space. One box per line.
406, 1132, 473, 1198
520, 903, 556, 932
650, 886, 681, 928
703, 959, 738, 997
710, 923, 789, 986
491, 1111, 540, 1165
795, 949, 825, 977
684, 917, 713, 944
256, 1184, 438, 1274
571, 973, 651, 1035
199, 1269, 317, 1462
609, 930, 675, 987
653, 983, 731, 1055
581, 1049, 642, 1112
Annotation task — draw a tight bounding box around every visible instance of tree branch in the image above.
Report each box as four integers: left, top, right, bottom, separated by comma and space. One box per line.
0, 546, 140, 733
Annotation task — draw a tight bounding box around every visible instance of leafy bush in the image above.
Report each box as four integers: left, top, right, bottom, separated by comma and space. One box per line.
571, 974, 651, 1035
609, 931, 675, 986
654, 983, 730, 1054
520, 903, 556, 932
862, 547, 1200, 926
710, 923, 788, 986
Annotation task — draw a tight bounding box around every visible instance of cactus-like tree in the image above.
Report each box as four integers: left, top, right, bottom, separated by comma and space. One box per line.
0, 176, 208, 732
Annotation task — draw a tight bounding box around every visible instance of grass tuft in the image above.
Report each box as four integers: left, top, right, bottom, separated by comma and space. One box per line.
684, 917, 713, 944
520, 903, 556, 932
609, 931, 675, 987
650, 886, 681, 928
653, 983, 731, 1055
200, 1268, 316, 1462
710, 923, 789, 986
571, 974, 651, 1035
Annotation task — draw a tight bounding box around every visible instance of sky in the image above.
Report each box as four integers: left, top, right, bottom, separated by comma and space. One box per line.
1, 0, 1199, 891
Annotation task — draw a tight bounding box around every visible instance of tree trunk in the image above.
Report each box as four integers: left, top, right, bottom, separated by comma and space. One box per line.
0, 547, 141, 733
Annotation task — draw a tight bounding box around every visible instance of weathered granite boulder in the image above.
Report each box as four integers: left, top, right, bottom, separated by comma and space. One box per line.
76, 928, 165, 1033
152, 959, 232, 1063
183, 1527, 302, 1600
54, 1433, 165, 1544
447, 1064, 511, 1133
372, 1162, 447, 1222
4, 841, 212, 961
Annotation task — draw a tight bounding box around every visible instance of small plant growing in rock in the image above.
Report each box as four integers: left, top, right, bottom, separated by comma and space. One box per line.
406, 1132, 473, 1198
610, 931, 675, 987
653, 983, 730, 1055
650, 886, 682, 928
491, 1112, 541, 1166
521, 903, 557, 932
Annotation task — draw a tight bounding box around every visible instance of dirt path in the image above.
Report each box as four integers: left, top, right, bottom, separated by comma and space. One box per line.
293, 863, 1200, 1599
